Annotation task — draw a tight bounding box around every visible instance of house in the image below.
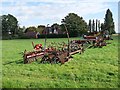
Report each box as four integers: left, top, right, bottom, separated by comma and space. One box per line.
24, 25, 66, 38
42, 27, 63, 34
24, 31, 37, 38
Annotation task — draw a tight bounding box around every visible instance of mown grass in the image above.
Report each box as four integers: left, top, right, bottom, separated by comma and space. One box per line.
2, 35, 118, 88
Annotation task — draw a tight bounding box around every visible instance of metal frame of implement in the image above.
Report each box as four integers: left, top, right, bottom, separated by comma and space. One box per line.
23, 25, 112, 64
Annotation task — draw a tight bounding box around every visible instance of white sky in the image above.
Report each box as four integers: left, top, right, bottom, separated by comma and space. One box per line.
1, 0, 119, 33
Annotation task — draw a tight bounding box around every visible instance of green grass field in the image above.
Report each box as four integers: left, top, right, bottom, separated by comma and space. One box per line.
2, 35, 118, 88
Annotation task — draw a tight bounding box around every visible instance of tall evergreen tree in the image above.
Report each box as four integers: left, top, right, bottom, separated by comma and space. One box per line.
98, 20, 101, 32
104, 9, 115, 34
101, 23, 105, 31
96, 19, 98, 32
88, 19, 92, 33
92, 19, 95, 32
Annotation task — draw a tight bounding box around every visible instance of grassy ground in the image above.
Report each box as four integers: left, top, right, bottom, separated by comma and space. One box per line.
2, 35, 118, 88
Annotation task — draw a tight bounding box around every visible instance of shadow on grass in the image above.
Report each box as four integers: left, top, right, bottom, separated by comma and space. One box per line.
3, 59, 24, 65
16, 59, 24, 64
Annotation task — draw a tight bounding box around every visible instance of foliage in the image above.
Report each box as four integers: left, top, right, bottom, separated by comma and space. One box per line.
89, 19, 100, 33
92, 19, 95, 32
96, 19, 98, 32
101, 23, 105, 31
50, 23, 59, 34
19, 34, 68, 39
24, 26, 37, 33
98, 20, 101, 32
61, 13, 88, 37
104, 9, 115, 34
1, 14, 18, 36
88, 19, 92, 33
60, 24, 66, 32
36, 25, 45, 34
2, 35, 118, 88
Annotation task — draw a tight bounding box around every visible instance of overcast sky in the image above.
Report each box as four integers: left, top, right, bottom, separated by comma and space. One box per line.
1, 0, 119, 33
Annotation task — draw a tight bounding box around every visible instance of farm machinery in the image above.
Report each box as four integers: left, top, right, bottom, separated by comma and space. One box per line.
82, 30, 113, 48
23, 25, 85, 64
23, 41, 84, 64
23, 25, 112, 64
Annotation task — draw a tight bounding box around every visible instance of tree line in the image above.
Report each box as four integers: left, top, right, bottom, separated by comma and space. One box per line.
0, 9, 115, 39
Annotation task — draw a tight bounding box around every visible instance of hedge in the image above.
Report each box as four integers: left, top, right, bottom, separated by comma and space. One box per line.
18, 34, 77, 39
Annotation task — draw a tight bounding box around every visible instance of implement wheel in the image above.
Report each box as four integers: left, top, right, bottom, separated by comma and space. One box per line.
51, 56, 60, 64
41, 55, 50, 63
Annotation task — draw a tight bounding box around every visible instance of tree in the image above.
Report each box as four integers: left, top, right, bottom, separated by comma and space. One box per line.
92, 19, 95, 32
1, 14, 18, 36
98, 20, 101, 32
88, 19, 92, 33
61, 13, 88, 36
96, 19, 98, 32
17, 26, 26, 36
36, 25, 45, 34
25, 26, 37, 33
60, 24, 65, 32
104, 9, 115, 34
0, 16, 2, 39
101, 23, 105, 31
51, 23, 60, 33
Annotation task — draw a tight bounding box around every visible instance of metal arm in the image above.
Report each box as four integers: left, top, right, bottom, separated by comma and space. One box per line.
44, 24, 49, 50
63, 24, 70, 56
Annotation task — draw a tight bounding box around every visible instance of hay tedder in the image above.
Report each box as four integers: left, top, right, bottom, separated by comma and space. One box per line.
23, 41, 84, 64
23, 25, 85, 64
23, 25, 112, 64
82, 30, 113, 48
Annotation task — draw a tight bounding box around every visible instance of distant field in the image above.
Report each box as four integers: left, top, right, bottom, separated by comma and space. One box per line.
2, 35, 118, 88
